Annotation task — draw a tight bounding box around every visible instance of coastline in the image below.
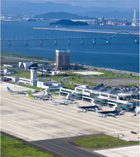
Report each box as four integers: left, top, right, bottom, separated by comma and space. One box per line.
1, 51, 139, 76
33, 27, 139, 35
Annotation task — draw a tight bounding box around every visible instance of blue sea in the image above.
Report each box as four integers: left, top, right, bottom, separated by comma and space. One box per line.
1, 21, 139, 73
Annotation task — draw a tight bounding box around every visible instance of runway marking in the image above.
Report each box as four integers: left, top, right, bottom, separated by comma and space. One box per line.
65, 137, 80, 148
29, 141, 68, 157
36, 140, 89, 157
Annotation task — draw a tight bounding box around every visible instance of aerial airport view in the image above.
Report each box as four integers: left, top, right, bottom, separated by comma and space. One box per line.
1, 0, 140, 157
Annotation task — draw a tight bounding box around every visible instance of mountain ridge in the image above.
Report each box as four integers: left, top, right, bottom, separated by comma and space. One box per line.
35, 12, 97, 20
2, 0, 138, 19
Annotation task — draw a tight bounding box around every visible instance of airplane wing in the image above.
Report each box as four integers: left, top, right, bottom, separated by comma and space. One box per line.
7, 87, 31, 94
52, 100, 68, 105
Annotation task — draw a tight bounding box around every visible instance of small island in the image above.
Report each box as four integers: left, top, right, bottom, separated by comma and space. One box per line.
50, 19, 89, 26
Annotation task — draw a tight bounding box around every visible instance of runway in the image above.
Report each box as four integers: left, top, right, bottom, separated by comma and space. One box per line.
33, 27, 139, 35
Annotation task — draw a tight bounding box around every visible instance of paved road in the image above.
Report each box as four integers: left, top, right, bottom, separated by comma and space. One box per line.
32, 137, 104, 157
2, 132, 103, 157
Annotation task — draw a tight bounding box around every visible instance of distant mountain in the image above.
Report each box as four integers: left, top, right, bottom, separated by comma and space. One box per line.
50, 19, 89, 26
81, 11, 139, 19
1, 1, 91, 16
35, 12, 96, 20
2, 0, 138, 19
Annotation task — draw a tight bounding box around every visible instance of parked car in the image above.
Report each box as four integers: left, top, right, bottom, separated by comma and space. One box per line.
2, 78, 12, 82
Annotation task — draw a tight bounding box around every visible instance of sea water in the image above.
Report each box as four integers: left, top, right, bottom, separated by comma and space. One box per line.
1, 21, 139, 73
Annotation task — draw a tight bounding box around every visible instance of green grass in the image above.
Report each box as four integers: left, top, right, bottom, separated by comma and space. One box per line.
66, 74, 139, 86
50, 91, 59, 95
66, 78, 98, 86
1, 134, 57, 157
12, 71, 42, 78
12, 71, 30, 77
74, 135, 139, 148
20, 84, 43, 90
98, 70, 115, 76
63, 84, 75, 89
1, 51, 54, 61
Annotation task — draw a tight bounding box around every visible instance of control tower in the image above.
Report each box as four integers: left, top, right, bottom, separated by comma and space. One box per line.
30, 67, 37, 86
131, 8, 137, 26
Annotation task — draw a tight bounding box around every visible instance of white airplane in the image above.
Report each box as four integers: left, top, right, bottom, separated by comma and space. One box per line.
51, 98, 74, 106
96, 106, 125, 118
7, 86, 32, 95
76, 102, 99, 113
27, 91, 51, 100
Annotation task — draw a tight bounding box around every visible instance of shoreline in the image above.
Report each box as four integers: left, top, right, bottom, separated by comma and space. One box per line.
76, 63, 139, 76
1, 51, 139, 76
33, 27, 139, 35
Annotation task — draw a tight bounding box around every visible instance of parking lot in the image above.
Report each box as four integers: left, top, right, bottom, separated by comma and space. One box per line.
1, 82, 139, 142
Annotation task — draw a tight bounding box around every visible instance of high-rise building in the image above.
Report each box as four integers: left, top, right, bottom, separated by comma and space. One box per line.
56, 49, 70, 70
131, 8, 137, 26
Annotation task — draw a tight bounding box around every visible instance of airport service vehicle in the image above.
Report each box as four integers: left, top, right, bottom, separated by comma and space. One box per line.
27, 91, 51, 99
76, 102, 99, 113
7, 86, 32, 95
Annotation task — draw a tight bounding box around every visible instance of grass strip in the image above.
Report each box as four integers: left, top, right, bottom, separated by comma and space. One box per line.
1, 134, 57, 157
74, 135, 139, 148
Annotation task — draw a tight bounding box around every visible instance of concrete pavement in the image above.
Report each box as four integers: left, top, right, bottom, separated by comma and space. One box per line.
1, 82, 139, 156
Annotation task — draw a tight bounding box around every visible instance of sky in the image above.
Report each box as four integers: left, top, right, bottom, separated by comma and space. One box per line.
4, 0, 138, 9
16, 0, 139, 8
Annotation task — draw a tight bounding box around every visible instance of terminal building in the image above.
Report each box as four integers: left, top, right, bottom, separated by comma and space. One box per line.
60, 84, 140, 110
18, 67, 38, 86
56, 49, 70, 70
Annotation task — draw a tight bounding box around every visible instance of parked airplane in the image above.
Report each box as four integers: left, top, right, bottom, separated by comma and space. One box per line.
7, 86, 32, 95
96, 106, 125, 118
76, 102, 99, 113
27, 91, 51, 99
134, 104, 140, 116
51, 98, 74, 106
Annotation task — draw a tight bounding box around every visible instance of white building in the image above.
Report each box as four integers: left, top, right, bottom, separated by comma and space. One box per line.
50, 71, 61, 75
37, 81, 62, 88
37, 81, 62, 91
18, 67, 38, 86
60, 84, 139, 110
3, 64, 13, 68
4, 68, 15, 75
18, 78, 36, 86
19, 62, 38, 71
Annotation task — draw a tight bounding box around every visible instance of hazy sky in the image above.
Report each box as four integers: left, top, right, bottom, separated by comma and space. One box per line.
17, 0, 138, 8
3, 0, 139, 8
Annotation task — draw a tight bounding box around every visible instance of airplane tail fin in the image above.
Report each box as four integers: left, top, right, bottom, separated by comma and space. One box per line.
27, 91, 34, 98
112, 105, 117, 111
49, 96, 54, 101
7, 87, 12, 92
94, 107, 99, 113
76, 102, 80, 108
